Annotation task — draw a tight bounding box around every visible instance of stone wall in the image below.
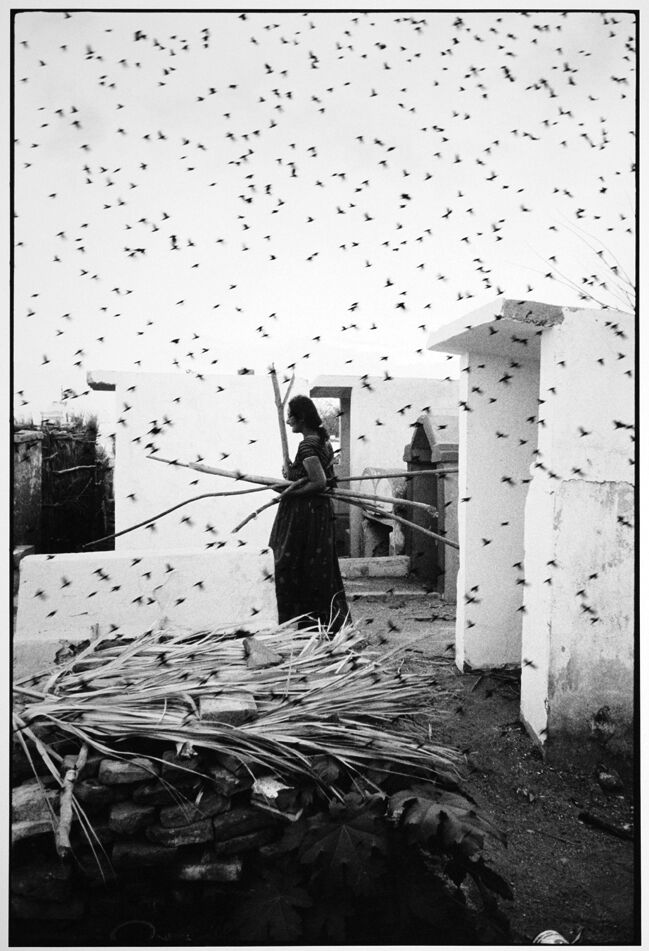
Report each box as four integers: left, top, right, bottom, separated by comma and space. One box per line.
11, 745, 292, 929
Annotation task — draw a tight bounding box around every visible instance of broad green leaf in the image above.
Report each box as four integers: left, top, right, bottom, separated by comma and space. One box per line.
459, 829, 484, 858
300, 795, 388, 895
438, 809, 464, 849
389, 783, 506, 849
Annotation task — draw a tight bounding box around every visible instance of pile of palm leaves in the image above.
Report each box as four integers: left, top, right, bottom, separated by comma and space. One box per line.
13, 619, 462, 795
13, 621, 514, 943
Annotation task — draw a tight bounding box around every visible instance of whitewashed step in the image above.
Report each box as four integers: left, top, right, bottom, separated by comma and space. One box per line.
339, 556, 409, 579
343, 573, 435, 601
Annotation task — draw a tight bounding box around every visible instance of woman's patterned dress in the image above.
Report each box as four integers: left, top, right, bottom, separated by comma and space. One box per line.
269, 434, 350, 631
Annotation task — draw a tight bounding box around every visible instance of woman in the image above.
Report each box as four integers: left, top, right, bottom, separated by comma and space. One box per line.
269, 395, 350, 632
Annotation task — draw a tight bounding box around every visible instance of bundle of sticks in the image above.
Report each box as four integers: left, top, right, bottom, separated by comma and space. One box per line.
83, 369, 458, 550
146, 454, 458, 551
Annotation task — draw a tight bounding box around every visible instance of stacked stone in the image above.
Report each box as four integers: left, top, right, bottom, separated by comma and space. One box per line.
11, 748, 283, 921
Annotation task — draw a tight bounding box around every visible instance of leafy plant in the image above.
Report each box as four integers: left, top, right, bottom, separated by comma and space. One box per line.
225, 781, 511, 944
299, 791, 388, 895
390, 782, 506, 855
390, 782, 513, 904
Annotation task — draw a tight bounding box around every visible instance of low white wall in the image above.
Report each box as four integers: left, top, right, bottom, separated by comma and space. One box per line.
521, 308, 635, 751
455, 354, 540, 669
14, 550, 277, 679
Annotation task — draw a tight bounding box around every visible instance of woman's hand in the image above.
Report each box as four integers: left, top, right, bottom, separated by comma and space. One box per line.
281, 464, 289, 480
274, 477, 308, 497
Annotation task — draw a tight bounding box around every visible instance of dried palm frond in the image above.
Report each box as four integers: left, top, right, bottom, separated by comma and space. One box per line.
14, 620, 463, 793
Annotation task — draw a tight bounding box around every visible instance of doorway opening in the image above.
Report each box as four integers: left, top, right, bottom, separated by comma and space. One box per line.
311, 390, 351, 556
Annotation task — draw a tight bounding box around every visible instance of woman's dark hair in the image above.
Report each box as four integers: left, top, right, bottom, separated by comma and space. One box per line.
288, 395, 328, 443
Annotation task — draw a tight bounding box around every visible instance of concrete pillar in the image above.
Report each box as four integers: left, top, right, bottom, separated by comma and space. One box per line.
455, 353, 540, 669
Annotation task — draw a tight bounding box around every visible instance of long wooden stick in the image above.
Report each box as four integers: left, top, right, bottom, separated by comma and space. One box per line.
144, 456, 457, 547
337, 469, 458, 482
149, 455, 289, 487
269, 365, 291, 471
84, 468, 438, 547
234, 483, 457, 549
232, 497, 280, 533
149, 455, 456, 485
339, 495, 459, 550
232, 480, 306, 533
333, 486, 437, 517
232, 480, 435, 535
146, 456, 441, 522
232, 488, 438, 535
56, 743, 88, 858
281, 372, 295, 408
81, 486, 275, 549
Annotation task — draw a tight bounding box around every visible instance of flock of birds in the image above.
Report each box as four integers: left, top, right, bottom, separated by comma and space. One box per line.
13, 11, 635, 625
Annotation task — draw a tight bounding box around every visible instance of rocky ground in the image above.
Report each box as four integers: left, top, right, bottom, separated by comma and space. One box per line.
348, 578, 637, 945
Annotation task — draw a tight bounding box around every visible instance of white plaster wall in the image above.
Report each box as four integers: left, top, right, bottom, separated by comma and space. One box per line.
14, 550, 278, 679
519, 478, 555, 741
442, 471, 459, 603
344, 377, 459, 556
109, 372, 309, 551
455, 353, 540, 669
520, 307, 634, 747
549, 480, 634, 733
534, 309, 635, 484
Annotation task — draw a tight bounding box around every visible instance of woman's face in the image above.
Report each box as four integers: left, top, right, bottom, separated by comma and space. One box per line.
287, 410, 302, 433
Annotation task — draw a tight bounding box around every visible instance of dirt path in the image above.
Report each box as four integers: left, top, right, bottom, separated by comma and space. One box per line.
353, 589, 636, 945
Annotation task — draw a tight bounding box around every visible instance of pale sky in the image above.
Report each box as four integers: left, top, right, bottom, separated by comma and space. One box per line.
12, 6, 635, 434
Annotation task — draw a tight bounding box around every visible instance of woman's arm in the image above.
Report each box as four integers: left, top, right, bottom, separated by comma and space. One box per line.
285, 455, 327, 496
271, 463, 294, 492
